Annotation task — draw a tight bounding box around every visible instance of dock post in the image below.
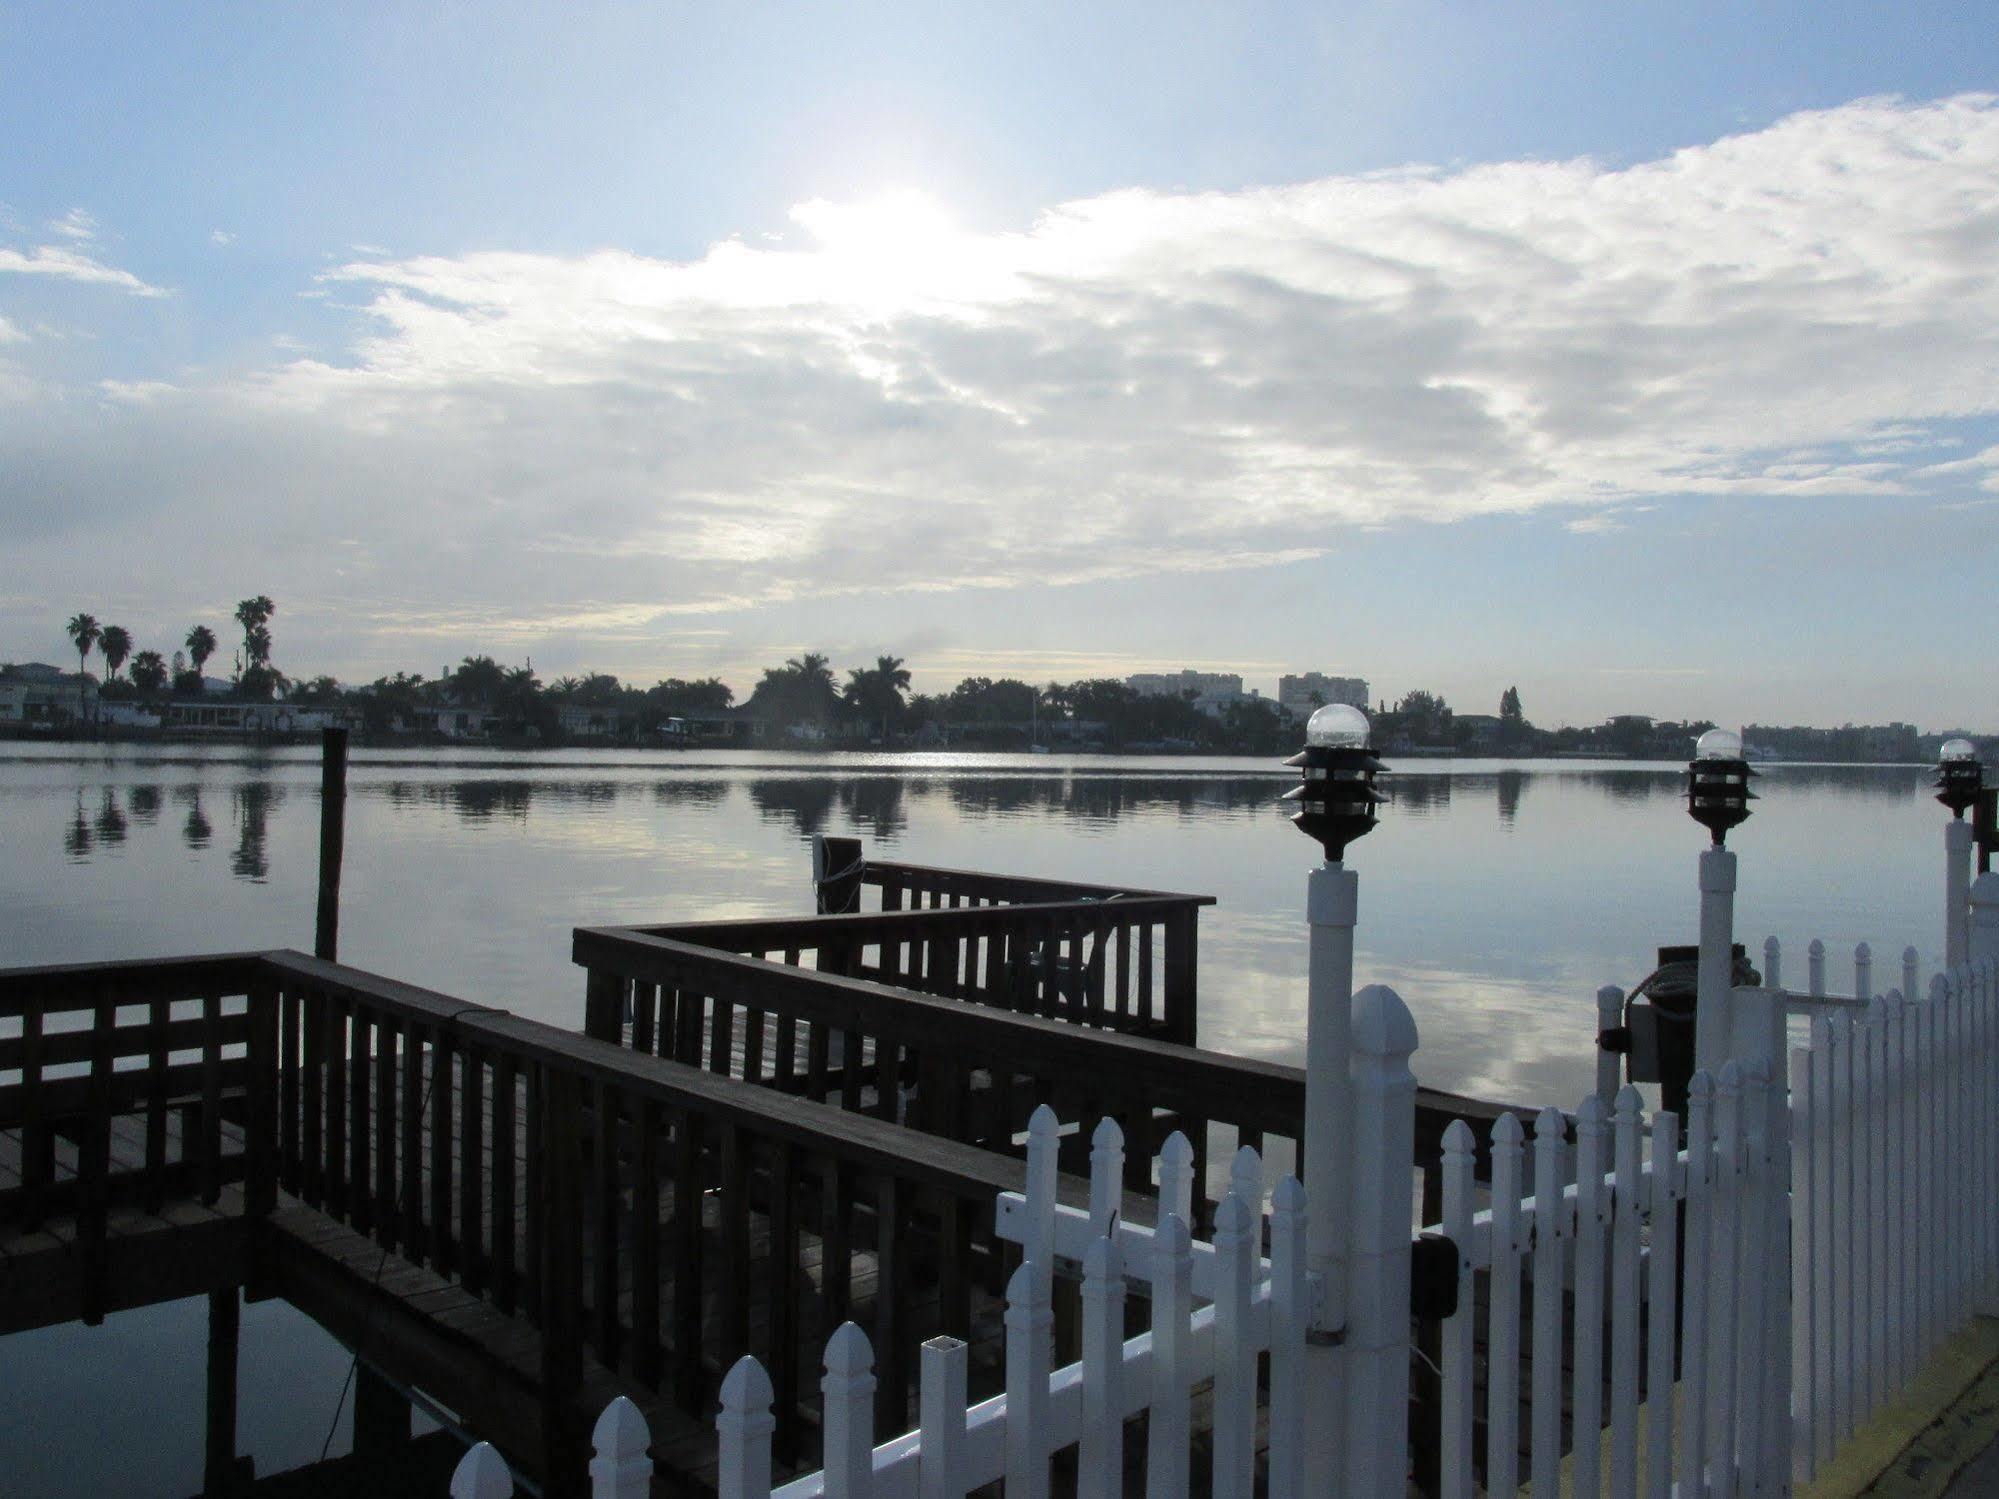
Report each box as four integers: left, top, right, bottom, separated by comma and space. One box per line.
353, 1363, 413, 1458
1971, 871, 1999, 969
1694, 846, 1738, 1071
315, 726, 349, 962
1301, 856, 1356, 1495
1948, 818, 1974, 968
204, 1289, 243, 1495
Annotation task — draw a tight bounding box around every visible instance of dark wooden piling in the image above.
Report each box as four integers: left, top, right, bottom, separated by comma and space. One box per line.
314, 727, 349, 962
204, 1288, 242, 1495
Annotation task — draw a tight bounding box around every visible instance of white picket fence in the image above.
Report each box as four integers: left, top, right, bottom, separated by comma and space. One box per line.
1790, 956, 1999, 1482
1441, 1059, 1788, 1498
448, 950, 1999, 1499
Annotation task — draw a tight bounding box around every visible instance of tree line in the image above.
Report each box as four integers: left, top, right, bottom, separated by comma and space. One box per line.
46, 603, 1723, 756
66, 597, 278, 700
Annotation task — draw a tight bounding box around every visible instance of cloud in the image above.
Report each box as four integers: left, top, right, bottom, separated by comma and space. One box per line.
211, 229, 235, 247
4, 93, 1999, 671
0, 244, 165, 296
49, 209, 96, 242
0, 315, 23, 345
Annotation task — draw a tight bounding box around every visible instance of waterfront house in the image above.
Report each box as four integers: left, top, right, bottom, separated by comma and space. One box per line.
0, 662, 96, 728
162, 699, 360, 735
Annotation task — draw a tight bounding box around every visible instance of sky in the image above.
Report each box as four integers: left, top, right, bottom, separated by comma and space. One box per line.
3, 3, 1998, 729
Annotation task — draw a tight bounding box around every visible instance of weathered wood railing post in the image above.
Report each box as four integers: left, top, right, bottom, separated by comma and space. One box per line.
315, 726, 348, 961
540, 1063, 588, 1494
1162, 908, 1198, 1044
1345, 984, 1418, 1499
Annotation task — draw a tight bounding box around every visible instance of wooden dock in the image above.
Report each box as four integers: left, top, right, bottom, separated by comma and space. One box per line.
1, 861, 1544, 1496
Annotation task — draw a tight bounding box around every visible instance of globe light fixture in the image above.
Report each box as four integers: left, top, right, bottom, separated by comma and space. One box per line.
1936, 738, 1984, 819
1687, 726, 1756, 846
1284, 704, 1388, 860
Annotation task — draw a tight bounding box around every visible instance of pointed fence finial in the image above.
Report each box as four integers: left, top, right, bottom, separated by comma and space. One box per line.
1229, 1144, 1264, 1219
589, 1396, 653, 1499
451, 1442, 515, 1499
1158, 1130, 1195, 1227
822, 1324, 876, 1499
717, 1358, 775, 1499
1089, 1116, 1125, 1236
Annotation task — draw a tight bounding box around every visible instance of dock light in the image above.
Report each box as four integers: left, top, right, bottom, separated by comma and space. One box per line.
1283, 703, 1388, 861
1936, 738, 1984, 819
1687, 727, 1756, 847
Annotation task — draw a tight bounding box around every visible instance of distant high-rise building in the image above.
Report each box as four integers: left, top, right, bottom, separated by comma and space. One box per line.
1125, 669, 1245, 718
1278, 672, 1369, 721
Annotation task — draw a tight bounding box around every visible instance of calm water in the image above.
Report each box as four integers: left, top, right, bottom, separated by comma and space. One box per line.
0, 744, 1949, 1493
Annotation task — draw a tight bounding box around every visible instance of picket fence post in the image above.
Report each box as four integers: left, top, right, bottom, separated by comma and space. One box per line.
1268, 1175, 1309, 1499
718, 1356, 774, 1499
1345, 983, 1418, 1499
450, 1442, 514, 1499
1765, 935, 1782, 990
1079, 1239, 1124, 1499
589, 1396, 653, 1499
1146, 1213, 1194, 1499
1004, 1261, 1052, 1499
823, 1322, 877, 1499
918, 1336, 968, 1499
1213, 1191, 1258, 1499
1438, 1120, 1476, 1499
1809, 939, 1826, 997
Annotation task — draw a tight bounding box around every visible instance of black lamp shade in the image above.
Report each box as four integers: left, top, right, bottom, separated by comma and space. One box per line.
1687, 756, 1757, 846
1284, 744, 1388, 859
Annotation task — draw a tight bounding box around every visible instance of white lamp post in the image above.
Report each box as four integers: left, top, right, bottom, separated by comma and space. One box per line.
1937, 739, 1982, 968
1283, 703, 1387, 1496
1688, 728, 1755, 1071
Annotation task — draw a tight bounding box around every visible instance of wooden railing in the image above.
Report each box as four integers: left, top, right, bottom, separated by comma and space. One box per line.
573, 926, 1522, 1227
256, 951, 1078, 1463
0, 953, 278, 1320
610, 894, 1204, 1045
0, 950, 1099, 1468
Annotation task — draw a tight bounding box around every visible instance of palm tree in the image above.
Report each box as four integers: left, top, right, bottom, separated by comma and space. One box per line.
185, 625, 218, 680
233, 596, 276, 670
843, 655, 912, 741
66, 613, 100, 677
129, 651, 168, 695
98, 625, 132, 680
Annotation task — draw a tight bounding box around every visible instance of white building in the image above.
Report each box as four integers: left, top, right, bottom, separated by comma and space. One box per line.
1278, 672, 1369, 721
1124, 670, 1246, 718
0, 663, 96, 727
163, 700, 359, 734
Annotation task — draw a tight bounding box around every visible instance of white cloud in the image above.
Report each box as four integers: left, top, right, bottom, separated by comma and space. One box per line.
0, 315, 24, 345
0, 244, 165, 296
211, 229, 235, 247
48, 209, 96, 242
4, 93, 1999, 666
